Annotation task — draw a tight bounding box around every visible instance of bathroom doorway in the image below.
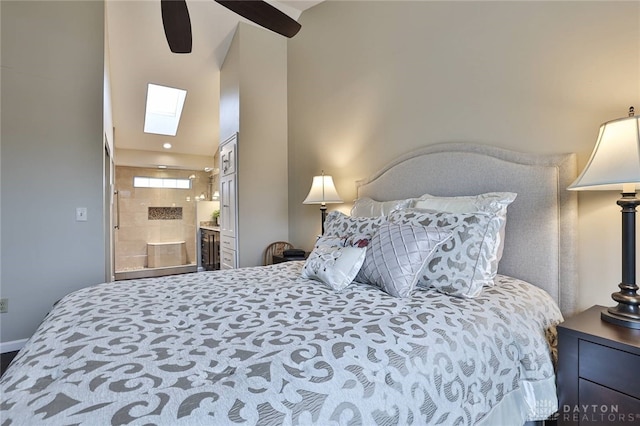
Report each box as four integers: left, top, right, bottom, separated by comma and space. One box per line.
113, 166, 217, 280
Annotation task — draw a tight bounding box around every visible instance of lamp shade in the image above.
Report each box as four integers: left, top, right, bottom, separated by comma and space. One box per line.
303, 174, 343, 205
568, 114, 640, 191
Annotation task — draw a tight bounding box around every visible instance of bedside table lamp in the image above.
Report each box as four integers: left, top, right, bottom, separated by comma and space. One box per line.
303, 171, 343, 234
568, 106, 640, 329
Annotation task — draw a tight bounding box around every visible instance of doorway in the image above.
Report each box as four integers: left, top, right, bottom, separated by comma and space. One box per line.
113, 166, 217, 280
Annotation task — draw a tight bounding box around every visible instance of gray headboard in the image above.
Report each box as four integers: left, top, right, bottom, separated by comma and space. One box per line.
356, 143, 578, 316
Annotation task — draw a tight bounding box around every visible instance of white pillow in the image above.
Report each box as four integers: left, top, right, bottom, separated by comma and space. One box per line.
413, 192, 516, 215
388, 208, 504, 298
357, 223, 452, 298
350, 197, 413, 217
413, 192, 516, 264
301, 245, 366, 291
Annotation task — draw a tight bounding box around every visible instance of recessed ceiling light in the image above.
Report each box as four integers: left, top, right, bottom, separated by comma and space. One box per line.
158, 165, 167, 169
163, 143, 172, 149
204, 167, 212, 172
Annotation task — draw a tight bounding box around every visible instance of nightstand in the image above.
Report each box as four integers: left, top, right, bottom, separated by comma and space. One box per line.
557, 305, 640, 425
272, 253, 308, 264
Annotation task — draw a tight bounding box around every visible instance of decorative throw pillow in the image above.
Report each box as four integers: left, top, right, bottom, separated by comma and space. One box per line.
413, 192, 516, 215
413, 192, 516, 269
350, 197, 414, 218
388, 208, 505, 298
358, 223, 451, 298
323, 211, 386, 240
312, 234, 371, 249
344, 234, 371, 248
313, 235, 348, 248
301, 245, 366, 291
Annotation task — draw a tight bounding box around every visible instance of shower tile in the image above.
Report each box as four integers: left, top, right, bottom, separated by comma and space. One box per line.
148, 207, 183, 220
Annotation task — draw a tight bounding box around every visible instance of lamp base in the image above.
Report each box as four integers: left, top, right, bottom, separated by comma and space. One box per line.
320, 204, 327, 235
603, 193, 640, 330
601, 306, 640, 329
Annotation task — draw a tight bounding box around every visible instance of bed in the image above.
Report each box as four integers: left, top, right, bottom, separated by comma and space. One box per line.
0, 143, 577, 425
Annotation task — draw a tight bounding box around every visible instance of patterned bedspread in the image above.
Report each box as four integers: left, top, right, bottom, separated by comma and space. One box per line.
0, 262, 562, 425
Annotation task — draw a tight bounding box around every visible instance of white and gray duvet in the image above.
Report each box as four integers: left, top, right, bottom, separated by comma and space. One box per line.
0, 262, 562, 425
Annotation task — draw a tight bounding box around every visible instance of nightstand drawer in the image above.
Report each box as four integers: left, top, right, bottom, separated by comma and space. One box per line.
579, 340, 640, 398
578, 379, 640, 420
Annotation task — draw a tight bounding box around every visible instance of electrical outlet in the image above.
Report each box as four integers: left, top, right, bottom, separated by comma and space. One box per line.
0, 298, 8, 314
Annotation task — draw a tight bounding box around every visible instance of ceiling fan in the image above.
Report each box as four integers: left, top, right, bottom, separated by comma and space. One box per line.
161, 0, 302, 54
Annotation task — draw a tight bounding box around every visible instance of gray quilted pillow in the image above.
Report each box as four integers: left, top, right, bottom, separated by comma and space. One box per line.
388, 208, 504, 298
358, 223, 452, 298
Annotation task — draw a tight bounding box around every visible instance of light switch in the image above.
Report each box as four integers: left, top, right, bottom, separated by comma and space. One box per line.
76, 207, 88, 221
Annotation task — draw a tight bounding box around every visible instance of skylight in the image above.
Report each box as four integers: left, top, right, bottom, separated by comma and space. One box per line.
143, 83, 187, 136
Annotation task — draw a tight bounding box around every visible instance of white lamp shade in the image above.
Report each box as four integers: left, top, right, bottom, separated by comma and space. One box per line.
569, 115, 640, 191
303, 175, 343, 204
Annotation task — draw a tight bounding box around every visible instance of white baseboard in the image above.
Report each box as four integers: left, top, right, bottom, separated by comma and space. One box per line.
1, 339, 27, 353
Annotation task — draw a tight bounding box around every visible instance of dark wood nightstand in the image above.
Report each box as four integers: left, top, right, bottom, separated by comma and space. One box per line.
272, 253, 308, 264
557, 305, 640, 425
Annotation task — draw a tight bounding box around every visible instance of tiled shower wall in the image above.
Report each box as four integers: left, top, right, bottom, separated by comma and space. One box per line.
115, 166, 212, 272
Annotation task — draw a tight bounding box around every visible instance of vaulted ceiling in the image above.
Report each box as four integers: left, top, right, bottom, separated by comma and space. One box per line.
106, 0, 322, 169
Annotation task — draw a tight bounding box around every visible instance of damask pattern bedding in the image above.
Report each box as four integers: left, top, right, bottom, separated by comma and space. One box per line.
0, 262, 562, 425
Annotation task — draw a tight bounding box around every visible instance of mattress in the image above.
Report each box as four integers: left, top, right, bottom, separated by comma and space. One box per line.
0, 262, 562, 425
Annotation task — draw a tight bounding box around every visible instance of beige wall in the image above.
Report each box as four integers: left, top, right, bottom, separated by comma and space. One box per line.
288, 1, 640, 312
114, 148, 216, 171
220, 23, 290, 267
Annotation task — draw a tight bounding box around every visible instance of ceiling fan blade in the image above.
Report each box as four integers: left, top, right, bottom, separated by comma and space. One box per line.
161, 0, 192, 53
215, 0, 301, 38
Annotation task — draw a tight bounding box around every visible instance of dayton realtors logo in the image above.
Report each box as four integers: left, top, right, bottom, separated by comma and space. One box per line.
562, 405, 640, 423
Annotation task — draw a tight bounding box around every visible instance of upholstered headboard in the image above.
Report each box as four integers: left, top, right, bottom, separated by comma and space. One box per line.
356, 143, 578, 316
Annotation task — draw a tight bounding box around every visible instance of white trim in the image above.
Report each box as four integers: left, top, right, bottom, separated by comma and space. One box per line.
1, 339, 27, 353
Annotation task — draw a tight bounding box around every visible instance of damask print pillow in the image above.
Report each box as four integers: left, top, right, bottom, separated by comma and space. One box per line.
314, 234, 371, 249
413, 192, 516, 264
358, 223, 452, 298
301, 245, 366, 291
388, 208, 505, 298
323, 211, 386, 240
350, 197, 414, 217
313, 235, 348, 248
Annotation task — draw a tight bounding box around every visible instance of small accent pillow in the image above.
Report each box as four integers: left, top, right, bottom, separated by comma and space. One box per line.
323, 211, 386, 240
358, 223, 452, 298
388, 208, 504, 298
301, 245, 366, 292
413, 192, 516, 267
350, 197, 414, 217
